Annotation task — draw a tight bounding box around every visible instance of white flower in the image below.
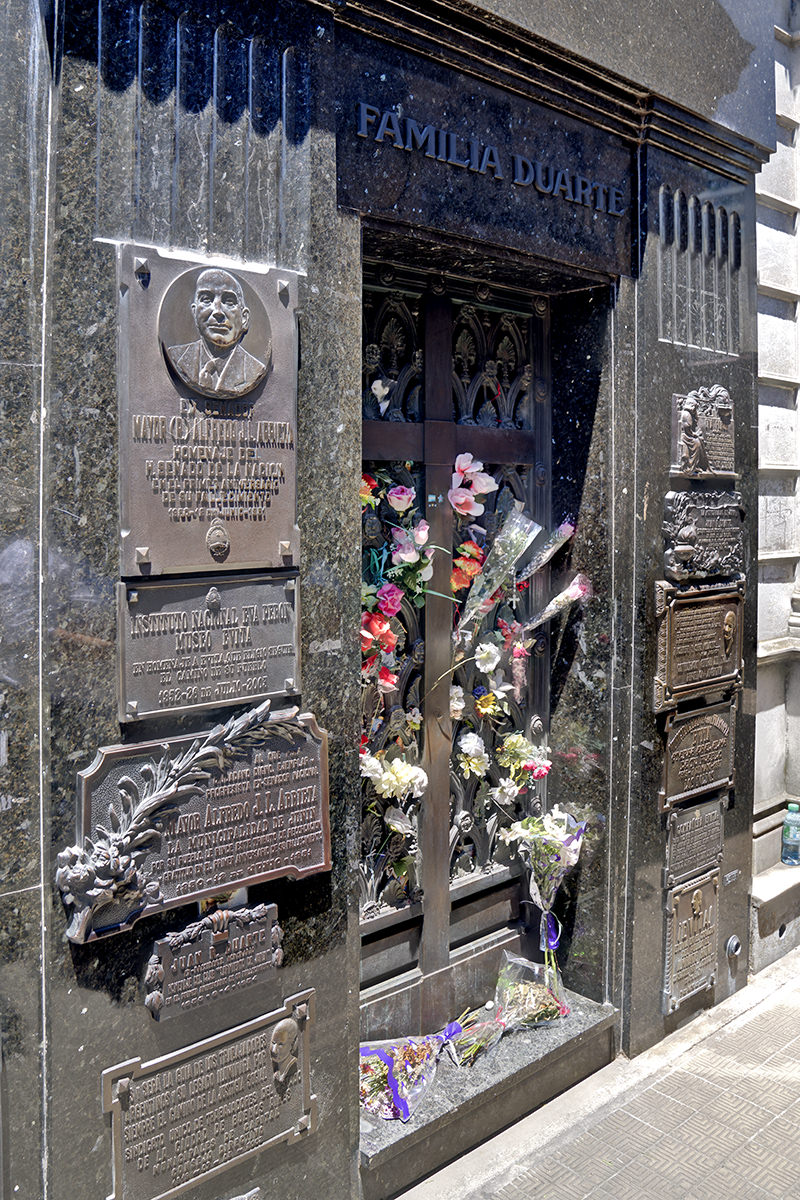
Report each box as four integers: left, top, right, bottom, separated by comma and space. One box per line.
475, 642, 502, 674
359, 753, 383, 783
490, 777, 520, 806
373, 758, 429, 801
458, 731, 485, 757
450, 685, 465, 719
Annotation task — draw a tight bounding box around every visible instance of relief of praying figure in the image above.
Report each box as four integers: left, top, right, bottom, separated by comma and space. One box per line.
679, 393, 709, 474
166, 268, 269, 400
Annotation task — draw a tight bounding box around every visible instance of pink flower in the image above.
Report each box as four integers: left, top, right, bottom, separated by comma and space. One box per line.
448, 486, 485, 516
523, 762, 552, 779
566, 573, 592, 601
392, 527, 420, 564
469, 471, 499, 497
412, 519, 430, 546
454, 452, 482, 481
387, 485, 415, 513
376, 582, 404, 617
378, 667, 398, 693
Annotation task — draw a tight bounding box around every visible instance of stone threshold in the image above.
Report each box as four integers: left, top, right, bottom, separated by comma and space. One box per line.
359, 990, 616, 1200
749, 860, 800, 972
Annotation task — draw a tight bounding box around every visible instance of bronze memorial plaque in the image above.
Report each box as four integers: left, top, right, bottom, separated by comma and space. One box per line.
663, 869, 719, 1013
103, 990, 316, 1200
671, 386, 735, 479
665, 799, 725, 888
56, 704, 330, 942
662, 490, 744, 583
660, 699, 736, 809
118, 244, 300, 576
117, 574, 299, 721
144, 903, 283, 1021
654, 580, 744, 712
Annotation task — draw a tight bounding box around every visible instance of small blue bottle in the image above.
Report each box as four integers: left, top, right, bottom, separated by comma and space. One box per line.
781, 802, 800, 866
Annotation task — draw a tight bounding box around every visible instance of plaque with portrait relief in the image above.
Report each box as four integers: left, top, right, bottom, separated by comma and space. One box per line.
663, 870, 719, 1014
117, 244, 301, 576
653, 580, 744, 712
102, 990, 316, 1200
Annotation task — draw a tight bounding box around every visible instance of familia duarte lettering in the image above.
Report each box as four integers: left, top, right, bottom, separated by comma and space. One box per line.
357, 101, 626, 216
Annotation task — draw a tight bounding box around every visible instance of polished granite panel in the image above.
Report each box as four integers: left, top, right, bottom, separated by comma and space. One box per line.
471, 0, 777, 150
0, 889, 44, 1198
42, 11, 361, 1198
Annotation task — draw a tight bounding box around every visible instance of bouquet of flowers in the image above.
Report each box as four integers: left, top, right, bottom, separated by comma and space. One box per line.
454, 504, 542, 645
359, 1021, 463, 1121
494, 952, 569, 1025
499, 806, 586, 993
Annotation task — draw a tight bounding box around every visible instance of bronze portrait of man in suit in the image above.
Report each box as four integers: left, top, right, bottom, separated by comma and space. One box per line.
166, 267, 269, 400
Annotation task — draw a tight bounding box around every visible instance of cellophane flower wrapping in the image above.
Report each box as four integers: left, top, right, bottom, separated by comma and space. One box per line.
449, 1009, 506, 1066
494, 951, 569, 1027
455, 507, 542, 644
359, 1021, 462, 1121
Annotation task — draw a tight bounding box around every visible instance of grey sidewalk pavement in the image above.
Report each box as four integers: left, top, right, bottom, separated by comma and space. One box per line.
399, 946, 800, 1200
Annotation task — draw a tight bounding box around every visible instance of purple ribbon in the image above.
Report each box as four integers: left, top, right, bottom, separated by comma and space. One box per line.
361, 1022, 464, 1122
540, 911, 560, 950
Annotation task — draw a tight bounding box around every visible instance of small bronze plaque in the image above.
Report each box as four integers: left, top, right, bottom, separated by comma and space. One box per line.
665, 799, 724, 887
144, 903, 283, 1021
671, 387, 735, 479
663, 870, 719, 1013
103, 990, 316, 1200
118, 244, 300, 576
117, 574, 299, 721
654, 580, 744, 712
57, 705, 330, 942
662, 490, 744, 582
661, 700, 736, 809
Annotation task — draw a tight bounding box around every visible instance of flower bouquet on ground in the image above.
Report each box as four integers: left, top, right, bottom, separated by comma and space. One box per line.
494, 951, 569, 1026
359, 1020, 463, 1121
499, 806, 586, 999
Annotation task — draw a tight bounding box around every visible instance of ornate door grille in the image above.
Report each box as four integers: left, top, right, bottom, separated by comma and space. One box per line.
360, 261, 552, 1002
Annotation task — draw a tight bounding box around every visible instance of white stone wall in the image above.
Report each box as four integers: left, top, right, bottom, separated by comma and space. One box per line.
755, 3, 800, 872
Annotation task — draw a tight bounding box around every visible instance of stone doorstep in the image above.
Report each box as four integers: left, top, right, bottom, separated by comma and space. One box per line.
358, 991, 616, 1200
749, 861, 800, 973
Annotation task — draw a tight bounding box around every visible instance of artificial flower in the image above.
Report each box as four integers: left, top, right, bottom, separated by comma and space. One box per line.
523, 760, 552, 780
387, 485, 415, 513
457, 731, 490, 778
360, 753, 384, 783
360, 473, 379, 506
469, 471, 499, 497
448, 486, 485, 517
475, 692, 501, 717
376, 582, 404, 617
361, 612, 398, 654
392, 527, 421, 564
451, 564, 473, 593
412, 519, 430, 546
489, 777, 521, 806
374, 758, 428, 800
450, 685, 466, 720
454, 452, 482, 480
406, 707, 422, 731
378, 666, 399, 693
475, 642, 502, 674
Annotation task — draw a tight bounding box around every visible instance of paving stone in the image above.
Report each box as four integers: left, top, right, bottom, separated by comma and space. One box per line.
621, 1088, 694, 1132
734, 1143, 800, 1199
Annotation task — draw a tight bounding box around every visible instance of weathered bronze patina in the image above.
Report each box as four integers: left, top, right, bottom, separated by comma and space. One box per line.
665, 799, 725, 887
102, 991, 315, 1200
144, 903, 283, 1021
661, 700, 736, 808
118, 244, 300, 576
117, 573, 299, 721
654, 580, 744, 711
56, 705, 330, 942
663, 870, 719, 1014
